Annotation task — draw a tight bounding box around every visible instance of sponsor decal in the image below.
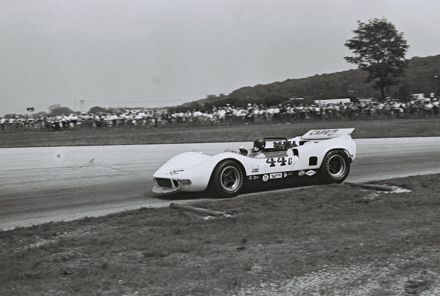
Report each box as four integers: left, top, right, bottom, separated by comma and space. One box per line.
305, 170, 316, 176
298, 170, 305, 176
269, 172, 283, 179
169, 169, 184, 175
252, 167, 259, 173
262, 174, 269, 182
308, 129, 338, 137
248, 175, 261, 181
283, 172, 287, 178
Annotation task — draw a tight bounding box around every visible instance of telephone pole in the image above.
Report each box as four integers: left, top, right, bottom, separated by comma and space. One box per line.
434, 75, 439, 98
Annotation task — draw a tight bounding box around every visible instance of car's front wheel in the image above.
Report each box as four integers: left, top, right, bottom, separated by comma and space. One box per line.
209, 160, 244, 198
319, 150, 350, 184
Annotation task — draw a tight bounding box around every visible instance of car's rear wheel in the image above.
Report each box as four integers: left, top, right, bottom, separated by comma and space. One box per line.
319, 150, 350, 184
209, 160, 244, 198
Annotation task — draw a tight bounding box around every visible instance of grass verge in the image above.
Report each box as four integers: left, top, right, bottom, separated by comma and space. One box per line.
1, 174, 440, 295
1, 117, 440, 148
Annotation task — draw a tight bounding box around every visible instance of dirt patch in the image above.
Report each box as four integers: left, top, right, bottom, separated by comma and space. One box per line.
1, 117, 440, 148
1, 174, 440, 295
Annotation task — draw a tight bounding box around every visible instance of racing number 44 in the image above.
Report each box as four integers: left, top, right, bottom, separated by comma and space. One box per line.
266, 157, 292, 167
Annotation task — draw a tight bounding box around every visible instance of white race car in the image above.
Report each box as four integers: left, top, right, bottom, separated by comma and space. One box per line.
153, 128, 356, 197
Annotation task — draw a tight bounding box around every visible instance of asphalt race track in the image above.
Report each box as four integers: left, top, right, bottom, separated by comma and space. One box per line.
1, 137, 440, 230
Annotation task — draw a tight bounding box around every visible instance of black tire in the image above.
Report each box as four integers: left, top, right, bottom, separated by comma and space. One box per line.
319, 150, 350, 184
209, 160, 245, 198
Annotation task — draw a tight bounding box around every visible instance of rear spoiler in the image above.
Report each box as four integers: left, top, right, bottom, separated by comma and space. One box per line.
302, 128, 355, 140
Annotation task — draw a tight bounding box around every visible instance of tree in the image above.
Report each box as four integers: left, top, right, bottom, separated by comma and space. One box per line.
345, 18, 409, 99
89, 106, 110, 114
49, 106, 74, 116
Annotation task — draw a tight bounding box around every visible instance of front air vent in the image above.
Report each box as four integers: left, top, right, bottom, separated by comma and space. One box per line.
155, 178, 173, 188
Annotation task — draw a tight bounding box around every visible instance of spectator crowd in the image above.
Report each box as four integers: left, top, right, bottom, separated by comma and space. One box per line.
1, 98, 439, 131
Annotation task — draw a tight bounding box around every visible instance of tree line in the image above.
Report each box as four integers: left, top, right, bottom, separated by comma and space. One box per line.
176, 18, 439, 112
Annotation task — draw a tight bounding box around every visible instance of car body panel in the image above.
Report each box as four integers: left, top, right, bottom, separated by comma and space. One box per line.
152, 129, 356, 194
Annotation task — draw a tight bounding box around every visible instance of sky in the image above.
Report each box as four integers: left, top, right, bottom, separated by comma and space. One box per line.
1, 0, 439, 114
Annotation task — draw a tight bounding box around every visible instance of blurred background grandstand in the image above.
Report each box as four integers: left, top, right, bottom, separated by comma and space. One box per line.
2, 54, 439, 131
1, 94, 439, 131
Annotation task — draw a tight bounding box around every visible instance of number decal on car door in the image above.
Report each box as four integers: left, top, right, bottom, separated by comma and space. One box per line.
266, 158, 276, 167
277, 157, 287, 166
266, 157, 292, 167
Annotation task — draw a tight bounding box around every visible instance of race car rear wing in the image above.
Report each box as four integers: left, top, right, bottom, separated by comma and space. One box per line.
302, 128, 355, 140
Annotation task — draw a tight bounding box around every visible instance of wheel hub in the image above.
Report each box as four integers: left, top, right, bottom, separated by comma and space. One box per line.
220, 166, 240, 192
328, 154, 346, 178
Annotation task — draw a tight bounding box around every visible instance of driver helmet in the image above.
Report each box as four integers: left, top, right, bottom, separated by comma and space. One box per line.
253, 138, 266, 151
